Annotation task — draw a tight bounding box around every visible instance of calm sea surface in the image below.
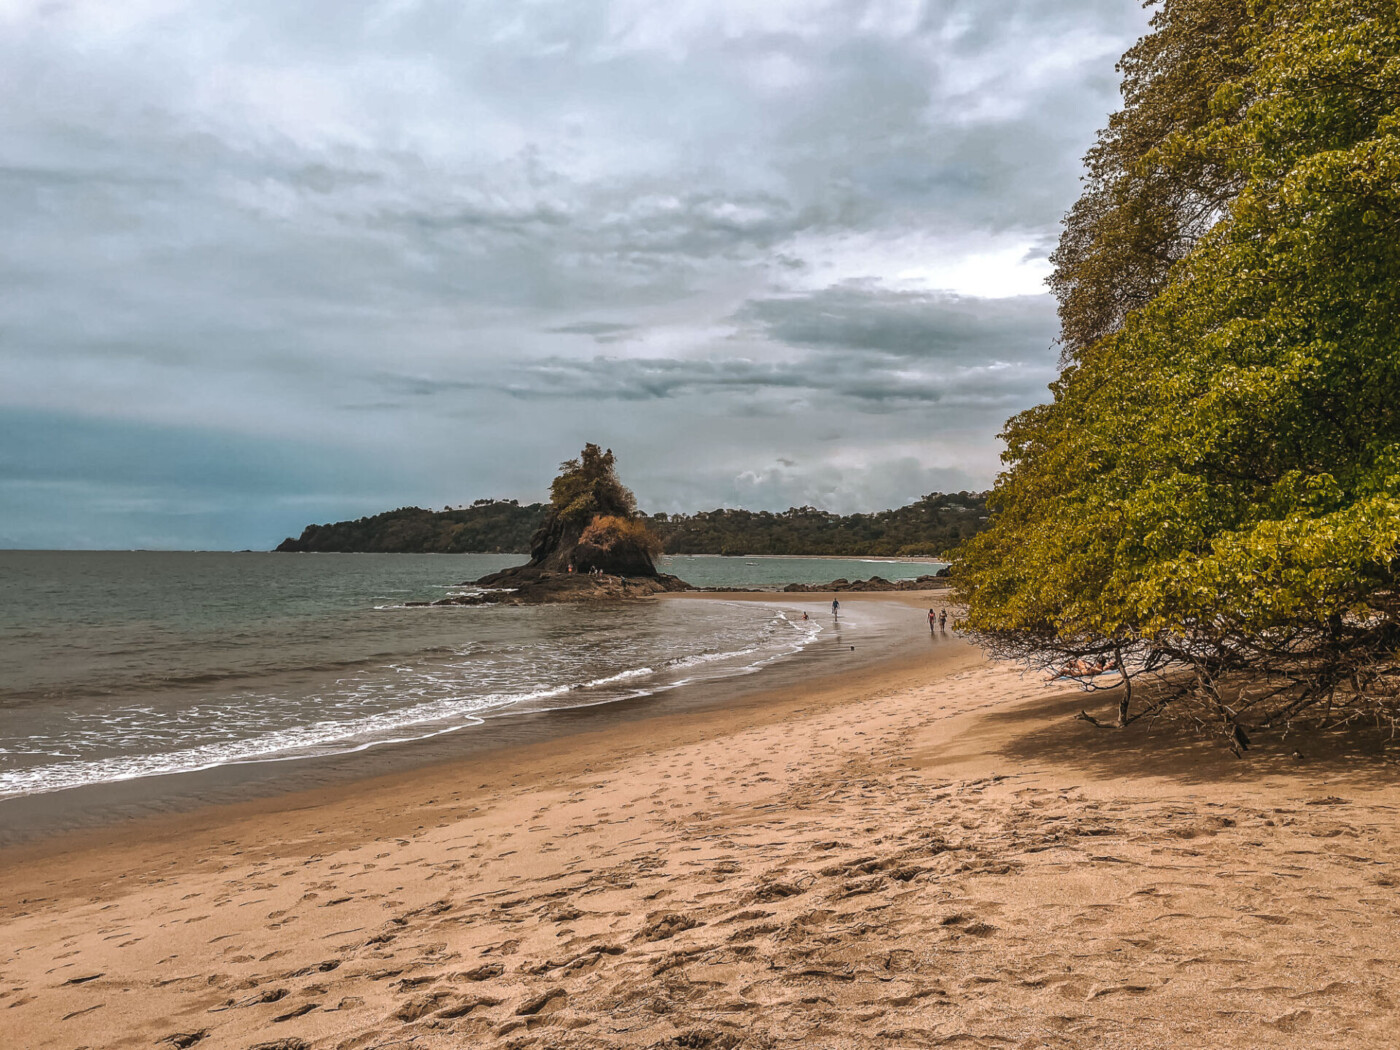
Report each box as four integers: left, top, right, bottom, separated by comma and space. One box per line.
0, 552, 942, 802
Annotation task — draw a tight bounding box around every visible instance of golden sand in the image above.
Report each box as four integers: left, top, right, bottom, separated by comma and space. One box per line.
3, 593, 1398, 1049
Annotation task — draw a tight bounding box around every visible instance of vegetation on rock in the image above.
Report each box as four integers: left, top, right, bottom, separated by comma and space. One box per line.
525, 445, 663, 576
957, 0, 1400, 748
580, 515, 664, 559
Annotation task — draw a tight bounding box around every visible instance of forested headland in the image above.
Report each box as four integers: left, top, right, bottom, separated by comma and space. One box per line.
276, 490, 987, 557
276, 501, 547, 554
957, 0, 1400, 747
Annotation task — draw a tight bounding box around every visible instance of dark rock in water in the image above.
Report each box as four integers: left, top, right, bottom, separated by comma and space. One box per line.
781, 574, 946, 593
446, 444, 692, 603
523, 444, 662, 578
935, 564, 953, 578
450, 568, 690, 605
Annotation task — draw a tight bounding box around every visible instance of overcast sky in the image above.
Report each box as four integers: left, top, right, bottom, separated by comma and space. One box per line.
2, 0, 1150, 549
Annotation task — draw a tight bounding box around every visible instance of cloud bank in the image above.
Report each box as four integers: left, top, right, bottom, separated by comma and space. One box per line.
0, 0, 1150, 547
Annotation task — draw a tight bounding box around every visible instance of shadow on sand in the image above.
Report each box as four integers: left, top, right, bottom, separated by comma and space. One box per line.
984, 681, 1400, 789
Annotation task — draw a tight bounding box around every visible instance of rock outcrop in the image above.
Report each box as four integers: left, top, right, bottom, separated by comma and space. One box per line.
465, 444, 690, 602
781, 574, 947, 593
406, 571, 691, 607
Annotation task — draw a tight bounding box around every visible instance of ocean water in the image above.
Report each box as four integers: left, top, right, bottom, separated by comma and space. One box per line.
657, 554, 943, 588
0, 551, 939, 802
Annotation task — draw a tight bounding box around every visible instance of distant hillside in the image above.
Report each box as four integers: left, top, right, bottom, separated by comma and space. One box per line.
276, 492, 989, 557
647, 492, 987, 557
276, 500, 547, 553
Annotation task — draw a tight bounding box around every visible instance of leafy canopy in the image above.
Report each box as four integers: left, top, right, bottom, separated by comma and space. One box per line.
548, 443, 639, 527
957, 0, 1400, 742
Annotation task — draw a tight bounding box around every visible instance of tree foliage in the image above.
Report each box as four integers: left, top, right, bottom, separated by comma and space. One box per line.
580, 515, 664, 558
529, 444, 662, 574
1049, 0, 1254, 358
275, 500, 544, 553
645, 492, 987, 557
547, 444, 639, 528
957, 0, 1400, 747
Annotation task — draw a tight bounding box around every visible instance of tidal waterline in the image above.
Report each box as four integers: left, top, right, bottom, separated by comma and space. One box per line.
1, 552, 947, 835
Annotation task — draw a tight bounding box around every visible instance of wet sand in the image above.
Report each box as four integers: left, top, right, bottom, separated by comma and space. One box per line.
3, 591, 1399, 1049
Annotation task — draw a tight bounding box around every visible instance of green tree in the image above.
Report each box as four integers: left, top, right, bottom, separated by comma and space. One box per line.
529, 444, 662, 574
1050, 0, 1255, 359
958, 0, 1400, 747
546, 444, 638, 528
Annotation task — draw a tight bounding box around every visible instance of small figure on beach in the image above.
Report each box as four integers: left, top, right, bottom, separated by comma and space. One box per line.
802, 611, 809, 621
1052, 658, 1093, 679
939, 609, 947, 631
832, 598, 840, 617
928, 608, 937, 631
1050, 656, 1117, 680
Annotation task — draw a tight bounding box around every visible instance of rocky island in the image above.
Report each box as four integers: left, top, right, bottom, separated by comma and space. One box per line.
409, 445, 690, 606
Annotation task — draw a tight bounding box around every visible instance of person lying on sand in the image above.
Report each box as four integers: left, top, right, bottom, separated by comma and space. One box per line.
1050, 656, 1118, 680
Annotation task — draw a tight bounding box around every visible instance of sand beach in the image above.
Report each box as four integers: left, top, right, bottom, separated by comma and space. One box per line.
3, 592, 1398, 1050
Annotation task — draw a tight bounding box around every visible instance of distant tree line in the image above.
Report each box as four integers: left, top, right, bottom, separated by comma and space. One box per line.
276, 491, 989, 557
276, 500, 546, 553
645, 492, 987, 557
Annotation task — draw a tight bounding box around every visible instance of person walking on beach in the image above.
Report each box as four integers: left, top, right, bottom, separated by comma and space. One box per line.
939, 609, 947, 631
928, 608, 937, 632
832, 598, 840, 618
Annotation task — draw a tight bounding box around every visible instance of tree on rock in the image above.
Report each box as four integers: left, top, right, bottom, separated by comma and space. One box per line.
526, 444, 663, 576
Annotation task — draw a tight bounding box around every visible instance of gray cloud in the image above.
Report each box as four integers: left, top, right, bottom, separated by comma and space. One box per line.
544, 321, 639, 343
0, 0, 1150, 546
381, 282, 1058, 412
490, 349, 1052, 409
733, 283, 1057, 359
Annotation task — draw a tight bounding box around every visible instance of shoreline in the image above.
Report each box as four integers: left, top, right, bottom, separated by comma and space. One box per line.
6, 591, 1400, 1048
0, 591, 958, 852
